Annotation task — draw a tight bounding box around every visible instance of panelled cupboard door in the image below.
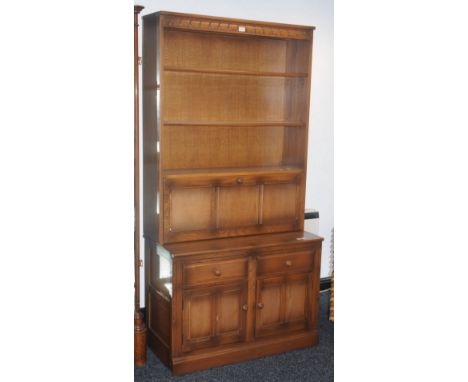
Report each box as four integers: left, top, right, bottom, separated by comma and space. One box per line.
163, 171, 302, 243
182, 283, 247, 352
255, 273, 311, 338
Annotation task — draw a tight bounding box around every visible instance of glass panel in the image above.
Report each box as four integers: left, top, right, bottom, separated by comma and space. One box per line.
153, 244, 173, 298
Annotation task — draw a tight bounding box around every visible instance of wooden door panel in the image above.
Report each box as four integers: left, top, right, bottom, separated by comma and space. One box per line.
255, 273, 310, 338
258, 282, 282, 327
187, 295, 212, 339
182, 289, 216, 352
262, 183, 298, 224
285, 275, 308, 323
255, 277, 283, 336
169, 187, 213, 232
182, 283, 247, 353
218, 291, 240, 333
218, 185, 260, 228
217, 284, 247, 345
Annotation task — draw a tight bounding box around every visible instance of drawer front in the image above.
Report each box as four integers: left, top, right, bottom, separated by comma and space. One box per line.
184, 258, 248, 287
257, 250, 314, 276
163, 169, 302, 243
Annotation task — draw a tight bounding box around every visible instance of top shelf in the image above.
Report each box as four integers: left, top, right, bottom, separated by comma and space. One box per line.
164, 66, 308, 78
162, 121, 306, 127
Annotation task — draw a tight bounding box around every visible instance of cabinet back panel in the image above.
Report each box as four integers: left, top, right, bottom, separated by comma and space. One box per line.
283, 127, 306, 165
162, 125, 285, 170
163, 73, 310, 123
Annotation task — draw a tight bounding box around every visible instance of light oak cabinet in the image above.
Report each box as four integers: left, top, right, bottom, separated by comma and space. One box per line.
142, 11, 322, 375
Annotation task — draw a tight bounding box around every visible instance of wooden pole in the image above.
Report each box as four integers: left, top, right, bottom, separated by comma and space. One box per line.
134, 4, 146, 367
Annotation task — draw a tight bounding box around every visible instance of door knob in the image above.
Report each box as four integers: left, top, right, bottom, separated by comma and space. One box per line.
285, 260, 292, 267
236, 177, 243, 184
213, 269, 221, 276
242, 304, 248, 311
257, 302, 264, 309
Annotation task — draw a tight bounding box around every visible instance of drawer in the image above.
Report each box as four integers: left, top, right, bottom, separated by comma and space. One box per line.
257, 250, 314, 276
183, 258, 248, 287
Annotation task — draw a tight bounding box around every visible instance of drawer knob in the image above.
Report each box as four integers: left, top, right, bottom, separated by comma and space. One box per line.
213, 269, 222, 276
285, 260, 292, 267
257, 302, 264, 309
242, 304, 248, 311
236, 177, 243, 184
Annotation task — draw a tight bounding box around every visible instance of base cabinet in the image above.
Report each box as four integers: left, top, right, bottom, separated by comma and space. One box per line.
146, 232, 323, 375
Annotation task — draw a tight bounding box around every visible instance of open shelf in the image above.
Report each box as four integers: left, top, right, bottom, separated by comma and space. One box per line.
164, 66, 308, 78
162, 124, 306, 170
163, 71, 308, 123
164, 29, 310, 75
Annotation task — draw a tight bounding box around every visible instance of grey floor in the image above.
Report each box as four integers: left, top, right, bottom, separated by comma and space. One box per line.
135, 291, 334, 382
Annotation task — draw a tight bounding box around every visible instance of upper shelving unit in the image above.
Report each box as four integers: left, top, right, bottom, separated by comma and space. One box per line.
142, 11, 315, 243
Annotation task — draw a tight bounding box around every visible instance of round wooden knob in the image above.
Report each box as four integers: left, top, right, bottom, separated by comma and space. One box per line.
242, 304, 248, 311
285, 260, 292, 267
213, 269, 221, 276
236, 177, 243, 184
257, 302, 264, 309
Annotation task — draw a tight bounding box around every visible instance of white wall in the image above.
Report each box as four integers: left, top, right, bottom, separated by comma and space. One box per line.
136, 0, 334, 304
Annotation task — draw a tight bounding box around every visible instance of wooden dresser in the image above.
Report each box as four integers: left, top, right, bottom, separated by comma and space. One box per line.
142, 11, 323, 374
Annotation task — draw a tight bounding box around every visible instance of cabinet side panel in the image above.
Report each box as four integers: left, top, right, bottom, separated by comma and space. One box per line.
143, 14, 161, 241
298, 33, 314, 230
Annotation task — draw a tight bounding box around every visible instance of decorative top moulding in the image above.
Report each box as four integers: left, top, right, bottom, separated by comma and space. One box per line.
158, 12, 314, 40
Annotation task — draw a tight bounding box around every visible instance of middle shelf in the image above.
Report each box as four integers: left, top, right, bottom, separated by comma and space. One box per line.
163, 165, 304, 178
164, 66, 309, 78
